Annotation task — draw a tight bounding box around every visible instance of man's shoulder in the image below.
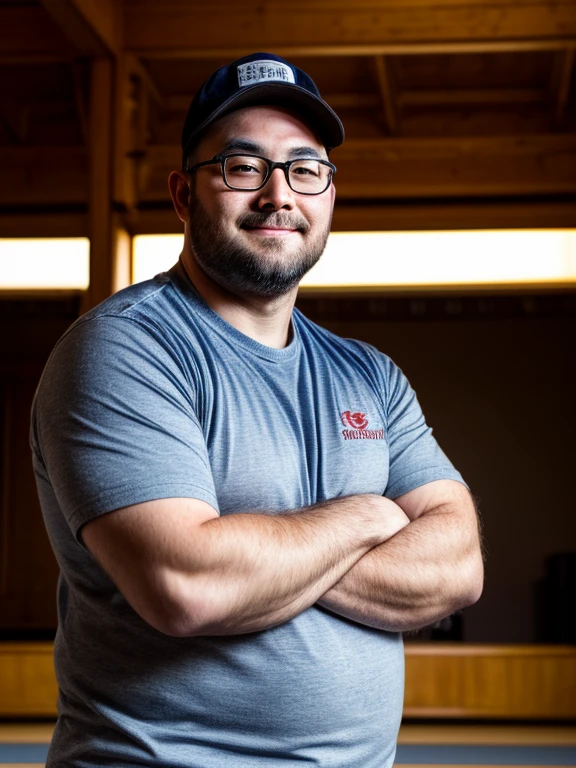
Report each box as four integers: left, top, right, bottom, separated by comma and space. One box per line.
59, 268, 198, 347
81, 271, 177, 325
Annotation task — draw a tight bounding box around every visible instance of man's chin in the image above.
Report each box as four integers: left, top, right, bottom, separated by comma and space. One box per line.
239, 228, 302, 251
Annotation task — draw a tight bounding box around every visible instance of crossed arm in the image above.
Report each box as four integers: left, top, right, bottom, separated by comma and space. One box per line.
82, 479, 484, 637
316, 479, 484, 632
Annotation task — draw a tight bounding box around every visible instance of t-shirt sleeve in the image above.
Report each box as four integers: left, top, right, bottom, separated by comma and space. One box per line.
379, 353, 467, 499
32, 315, 219, 543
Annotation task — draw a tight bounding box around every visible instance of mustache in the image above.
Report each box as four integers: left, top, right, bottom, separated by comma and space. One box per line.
237, 212, 310, 233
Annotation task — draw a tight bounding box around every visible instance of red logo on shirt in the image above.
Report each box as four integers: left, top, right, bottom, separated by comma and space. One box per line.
341, 411, 385, 441
341, 411, 369, 430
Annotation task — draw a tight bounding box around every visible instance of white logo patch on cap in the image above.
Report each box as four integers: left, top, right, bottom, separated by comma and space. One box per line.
237, 60, 295, 88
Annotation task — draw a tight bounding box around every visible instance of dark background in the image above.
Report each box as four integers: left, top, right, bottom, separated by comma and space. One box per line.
2, 290, 574, 644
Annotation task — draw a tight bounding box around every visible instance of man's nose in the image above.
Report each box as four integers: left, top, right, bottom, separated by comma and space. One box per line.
255, 167, 295, 210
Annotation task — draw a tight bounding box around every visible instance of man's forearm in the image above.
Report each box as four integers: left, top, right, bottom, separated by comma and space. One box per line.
315, 499, 484, 632
158, 495, 409, 637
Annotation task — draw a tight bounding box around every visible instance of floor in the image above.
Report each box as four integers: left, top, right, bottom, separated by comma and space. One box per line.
0, 723, 574, 766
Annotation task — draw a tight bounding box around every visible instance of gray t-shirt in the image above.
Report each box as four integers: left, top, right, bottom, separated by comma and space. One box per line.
31, 264, 465, 768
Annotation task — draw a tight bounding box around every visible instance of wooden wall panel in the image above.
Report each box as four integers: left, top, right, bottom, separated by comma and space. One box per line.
403, 645, 576, 718
0, 643, 57, 716
1, 643, 574, 718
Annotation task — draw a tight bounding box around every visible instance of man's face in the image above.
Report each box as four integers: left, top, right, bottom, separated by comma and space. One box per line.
185, 106, 335, 299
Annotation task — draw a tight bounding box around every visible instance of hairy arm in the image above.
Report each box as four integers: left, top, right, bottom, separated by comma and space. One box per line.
315, 480, 484, 632
81, 494, 409, 638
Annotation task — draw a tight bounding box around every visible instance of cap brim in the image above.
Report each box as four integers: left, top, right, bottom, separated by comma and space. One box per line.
183, 82, 345, 158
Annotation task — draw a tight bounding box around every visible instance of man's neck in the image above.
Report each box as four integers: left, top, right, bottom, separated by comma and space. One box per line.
179, 253, 297, 350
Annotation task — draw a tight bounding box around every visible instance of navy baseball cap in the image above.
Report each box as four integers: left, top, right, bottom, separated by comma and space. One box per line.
181, 52, 345, 167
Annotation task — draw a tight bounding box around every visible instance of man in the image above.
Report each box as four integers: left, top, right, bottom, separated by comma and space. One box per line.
31, 53, 483, 767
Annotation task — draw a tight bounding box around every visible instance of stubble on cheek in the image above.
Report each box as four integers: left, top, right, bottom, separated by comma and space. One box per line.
187, 196, 331, 298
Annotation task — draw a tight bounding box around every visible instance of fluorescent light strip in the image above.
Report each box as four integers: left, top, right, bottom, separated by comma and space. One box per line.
133, 230, 576, 289
0, 238, 90, 289
2, 231, 574, 291
301, 230, 576, 287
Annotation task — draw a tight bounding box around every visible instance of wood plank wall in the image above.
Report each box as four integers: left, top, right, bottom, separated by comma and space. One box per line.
1, 642, 574, 719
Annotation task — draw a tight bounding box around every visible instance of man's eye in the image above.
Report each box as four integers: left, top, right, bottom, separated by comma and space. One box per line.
292, 163, 321, 177
229, 163, 260, 174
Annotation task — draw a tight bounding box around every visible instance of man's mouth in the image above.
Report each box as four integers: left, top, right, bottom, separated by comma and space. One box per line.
238, 214, 308, 235
243, 225, 299, 235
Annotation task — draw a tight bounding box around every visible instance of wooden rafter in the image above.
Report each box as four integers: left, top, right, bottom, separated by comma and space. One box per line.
134, 134, 576, 202
125, 40, 576, 60
400, 88, 548, 107
3, 134, 576, 204
123, 0, 576, 56
39, 0, 122, 57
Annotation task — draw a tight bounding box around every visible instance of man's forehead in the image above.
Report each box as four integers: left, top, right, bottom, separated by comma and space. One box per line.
201, 105, 327, 156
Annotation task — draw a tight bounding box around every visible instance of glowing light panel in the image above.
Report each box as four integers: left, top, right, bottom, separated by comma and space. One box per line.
0, 238, 90, 289
131, 230, 576, 289
302, 230, 576, 288
132, 235, 183, 285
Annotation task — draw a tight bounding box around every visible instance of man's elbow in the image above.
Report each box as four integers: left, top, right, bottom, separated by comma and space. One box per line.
453, 553, 484, 610
135, 572, 215, 638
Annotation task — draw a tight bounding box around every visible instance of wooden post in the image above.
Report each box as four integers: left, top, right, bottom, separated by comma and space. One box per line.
85, 57, 132, 311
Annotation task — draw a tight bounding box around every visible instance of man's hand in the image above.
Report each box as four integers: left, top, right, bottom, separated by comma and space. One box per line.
81, 493, 409, 638
316, 480, 484, 632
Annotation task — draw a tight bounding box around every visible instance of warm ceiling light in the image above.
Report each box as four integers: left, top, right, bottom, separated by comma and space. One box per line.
301, 230, 576, 288
132, 230, 576, 290
0, 238, 90, 289
132, 235, 182, 285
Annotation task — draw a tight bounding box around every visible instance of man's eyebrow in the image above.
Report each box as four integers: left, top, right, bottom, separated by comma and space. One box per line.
286, 146, 324, 160
220, 139, 264, 154
220, 139, 325, 159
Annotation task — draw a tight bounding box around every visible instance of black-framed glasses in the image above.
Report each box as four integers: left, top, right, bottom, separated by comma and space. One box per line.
185, 153, 336, 195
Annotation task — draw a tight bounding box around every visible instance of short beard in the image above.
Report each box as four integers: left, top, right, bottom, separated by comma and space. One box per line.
188, 199, 331, 299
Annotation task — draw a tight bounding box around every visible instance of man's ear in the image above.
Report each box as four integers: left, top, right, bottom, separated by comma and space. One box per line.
168, 171, 191, 223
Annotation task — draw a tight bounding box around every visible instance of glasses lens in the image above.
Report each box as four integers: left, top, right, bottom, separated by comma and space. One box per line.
223, 156, 268, 189
289, 159, 331, 193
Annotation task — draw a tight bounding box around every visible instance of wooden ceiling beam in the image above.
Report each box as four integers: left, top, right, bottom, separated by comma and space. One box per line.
128, 40, 576, 60
124, 0, 576, 56
139, 134, 576, 200
165, 93, 379, 112
400, 88, 549, 107
39, 0, 122, 57
125, 200, 576, 237
3, 135, 576, 204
